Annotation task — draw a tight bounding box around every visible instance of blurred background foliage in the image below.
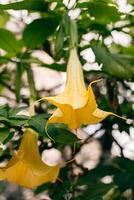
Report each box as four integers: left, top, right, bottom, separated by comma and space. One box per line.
0, 0, 134, 199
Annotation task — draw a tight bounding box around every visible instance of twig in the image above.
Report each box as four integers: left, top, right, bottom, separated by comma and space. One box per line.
112, 136, 124, 157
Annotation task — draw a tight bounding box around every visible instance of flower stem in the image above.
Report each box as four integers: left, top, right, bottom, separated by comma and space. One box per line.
70, 19, 78, 49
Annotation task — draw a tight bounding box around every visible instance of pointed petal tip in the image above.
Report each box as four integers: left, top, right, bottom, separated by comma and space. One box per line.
89, 79, 103, 86
111, 113, 127, 121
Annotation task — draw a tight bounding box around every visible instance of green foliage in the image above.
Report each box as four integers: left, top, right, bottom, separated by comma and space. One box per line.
55, 25, 64, 58
28, 115, 79, 144
28, 114, 48, 136
0, 11, 9, 28
92, 44, 134, 79
0, 128, 10, 143
0, 105, 28, 127
0, 0, 133, 199
76, 183, 115, 200
0, 28, 21, 54
88, 2, 120, 24
0, 0, 48, 12
48, 125, 79, 144
23, 17, 60, 49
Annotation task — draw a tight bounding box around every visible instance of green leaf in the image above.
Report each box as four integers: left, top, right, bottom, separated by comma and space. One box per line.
0, 0, 48, 12
29, 57, 66, 71
55, 25, 64, 59
23, 17, 60, 49
114, 157, 134, 172
40, 63, 66, 72
114, 173, 134, 192
15, 56, 66, 72
88, 2, 120, 24
0, 56, 9, 64
113, 158, 134, 192
92, 44, 134, 79
0, 128, 10, 143
103, 187, 120, 200
0, 106, 28, 126
28, 114, 49, 136
9, 107, 27, 117
125, 0, 134, 4
0, 116, 9, 123
79, 165, 119, 185
121, 45, 134, 56
3, 131, 14, 144
77, 0, 115, 8
78, 183, 115, 200
28, 114, 78, 144
34, 183, 51, 195
48, 125, 79, 144
0, 105, 9, 117
0, 28, 21, 53
8, 117, 28, 127
62, 13, 70, 35
0, 69, 10, 93
8, 107, 29, 126
0, 11, 9, 28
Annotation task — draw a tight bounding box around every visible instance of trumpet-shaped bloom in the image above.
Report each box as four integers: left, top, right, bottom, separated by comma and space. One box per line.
0, 128, 60, 188
44, 48, 123, 129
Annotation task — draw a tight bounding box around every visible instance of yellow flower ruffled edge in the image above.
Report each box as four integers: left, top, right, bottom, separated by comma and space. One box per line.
0, 128, 61, 189
43, 47, 126, 130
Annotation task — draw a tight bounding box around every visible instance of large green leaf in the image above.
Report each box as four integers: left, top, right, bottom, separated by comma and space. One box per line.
48, 125, 79, 144
113, 158, 134, 192
0, 56, 9, 64
8, 107, 29, 127
0, 0, 48, 12
55, 25, 64, 59
0, 69, 10, 93
0, 105, 9, 118
23, 17, 60, 49
8, 106, 28, 118
0, 106, 28, 127
88, 2, 120, 24
87, 183, 114, 200
28, 114, 49, 136
0, 128, 10, 143
78, 165, 119, 185
0, 11, 9, 28
92, 44, 134, 79
114, 157, 134, 172
0, 28, 21, 53
77, 183, 115, 200
8, 118, 28, 127
29, 115, 79, 144
41, 62, 66, 72
23, 57, 66, 71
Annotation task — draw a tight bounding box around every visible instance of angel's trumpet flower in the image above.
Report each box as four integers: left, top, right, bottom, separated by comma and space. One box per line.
44, 48, 123, 129
0, 128, 60, 188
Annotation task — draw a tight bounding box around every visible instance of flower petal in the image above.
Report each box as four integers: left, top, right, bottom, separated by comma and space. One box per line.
44, 47, 125, 130
44, 48, 88, 109
0, 129, 61, 188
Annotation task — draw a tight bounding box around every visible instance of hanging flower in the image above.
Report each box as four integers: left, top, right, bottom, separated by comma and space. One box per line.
0, 128, 61, 188
44, 48, 123, 129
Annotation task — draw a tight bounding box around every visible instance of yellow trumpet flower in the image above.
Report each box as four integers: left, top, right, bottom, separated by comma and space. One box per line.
0, 128, 61, 188
44, 48, 123, 129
